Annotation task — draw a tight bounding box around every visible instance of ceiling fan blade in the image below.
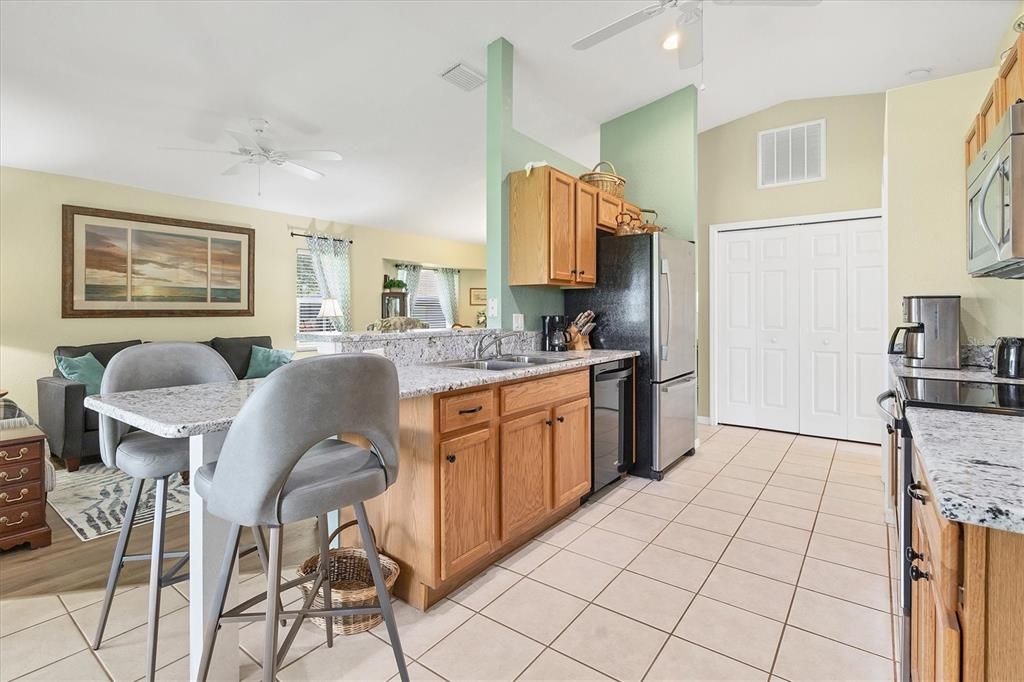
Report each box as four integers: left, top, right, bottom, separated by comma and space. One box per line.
221, 161, 250, 176
283, 150, 344, 161
279, 160, 323, 181
226, 129, 260, 151
159, 146, 241, 155
572, 1, 668, 50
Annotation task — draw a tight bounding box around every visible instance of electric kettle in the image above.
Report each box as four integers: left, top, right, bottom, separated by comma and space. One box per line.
993, 337, 1024, 379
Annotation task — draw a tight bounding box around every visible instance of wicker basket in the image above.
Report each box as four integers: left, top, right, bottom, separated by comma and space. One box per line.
296, 521, 400, 635
579, 161, 626, 199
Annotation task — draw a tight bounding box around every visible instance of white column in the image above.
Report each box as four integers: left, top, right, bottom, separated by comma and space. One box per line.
188, 431, 238, 681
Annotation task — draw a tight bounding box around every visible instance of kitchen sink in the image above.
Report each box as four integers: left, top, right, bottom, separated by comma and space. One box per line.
431, 354, 569, 371
494, 355, 567, 365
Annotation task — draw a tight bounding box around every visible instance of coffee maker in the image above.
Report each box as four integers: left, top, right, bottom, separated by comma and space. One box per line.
888, 295, 961, 369
541, 315, 569, 352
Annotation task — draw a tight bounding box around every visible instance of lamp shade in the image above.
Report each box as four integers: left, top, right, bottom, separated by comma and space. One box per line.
318, 298, 343, 318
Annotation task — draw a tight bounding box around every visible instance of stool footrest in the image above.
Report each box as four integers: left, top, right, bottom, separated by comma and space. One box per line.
218, 605, 382, 625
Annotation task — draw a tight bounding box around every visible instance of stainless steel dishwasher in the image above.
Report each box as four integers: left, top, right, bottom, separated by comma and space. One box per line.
591, 359, 635, 493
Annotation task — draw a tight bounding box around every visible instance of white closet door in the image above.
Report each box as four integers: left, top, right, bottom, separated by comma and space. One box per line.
755, 227, 800, 432
800, 224, 848, 439
717, 230, 759, 427
846, 219, 884, 444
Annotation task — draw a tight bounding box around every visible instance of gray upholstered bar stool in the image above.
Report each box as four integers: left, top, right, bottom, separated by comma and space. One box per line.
194, 353, 408, 682
92, 342, 237, 681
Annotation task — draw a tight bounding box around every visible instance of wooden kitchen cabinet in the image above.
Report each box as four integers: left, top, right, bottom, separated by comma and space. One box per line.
552, 397, 591, 508
438, 427, 498, 581
998, 35, 1022, 121
574, 182, 598, 285
597, 192, 622, 230
910, 503, 961, 682
499, 410, 552, 540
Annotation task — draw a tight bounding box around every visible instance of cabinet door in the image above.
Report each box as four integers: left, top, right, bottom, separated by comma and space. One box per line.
552, 397, 591, 508
597, 192, 621, 229
998, 36, 1022, 123
910, 504, 961, 682
549, 169, 576, 283
499, 410, 552, 540
439, 428, 497, 581
574, 183, 598, 285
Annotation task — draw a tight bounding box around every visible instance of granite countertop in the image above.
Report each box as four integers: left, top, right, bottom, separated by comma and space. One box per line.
85, 349, 639, 439
296, 328, 494, 343
889, 358, 1024, 534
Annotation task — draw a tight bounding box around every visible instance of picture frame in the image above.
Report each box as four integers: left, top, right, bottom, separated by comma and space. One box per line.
61, 205, 255, 318
469, 287, 487, 306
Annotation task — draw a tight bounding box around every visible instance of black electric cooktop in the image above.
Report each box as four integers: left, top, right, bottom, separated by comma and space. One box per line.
899, 377, 1024, 417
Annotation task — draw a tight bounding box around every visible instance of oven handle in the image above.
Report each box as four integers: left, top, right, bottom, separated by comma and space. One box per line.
976, 157, 1005, 255
876, 390, 897, 434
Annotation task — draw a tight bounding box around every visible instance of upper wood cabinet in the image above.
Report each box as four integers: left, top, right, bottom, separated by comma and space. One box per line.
574, 183, 598, 285
549, 169, 577, 283
597, 192, 622, 231
438, 427, 497, 581
969, 34, 1024, 166
551, 397, 591, 508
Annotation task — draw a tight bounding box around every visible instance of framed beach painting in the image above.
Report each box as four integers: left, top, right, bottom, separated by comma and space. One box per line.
62, 205, 254, 317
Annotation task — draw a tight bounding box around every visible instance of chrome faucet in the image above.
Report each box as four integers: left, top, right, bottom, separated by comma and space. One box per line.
474, 331, 520, 360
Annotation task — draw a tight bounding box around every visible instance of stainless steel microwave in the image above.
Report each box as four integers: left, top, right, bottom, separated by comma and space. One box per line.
966, 102, 1024, 278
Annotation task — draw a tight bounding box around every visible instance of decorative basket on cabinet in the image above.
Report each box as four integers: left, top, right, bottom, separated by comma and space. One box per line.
579, 161, 626, 199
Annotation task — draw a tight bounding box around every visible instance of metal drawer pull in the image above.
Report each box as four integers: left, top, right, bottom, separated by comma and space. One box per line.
909, 565, 931, 582
446, 455, 457, 463
556, 416, 565, 423
907, 482, 927, 504
0, 448, 28, 461
545, 419, 553, 426
0, 468, 29, 482
0, 488, 29, 503
458, 406, 483, 415
0, 511, 30, 527
906, 546, 924, 562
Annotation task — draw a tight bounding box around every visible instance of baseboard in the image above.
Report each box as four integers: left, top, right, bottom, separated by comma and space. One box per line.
697, 416, 713, 425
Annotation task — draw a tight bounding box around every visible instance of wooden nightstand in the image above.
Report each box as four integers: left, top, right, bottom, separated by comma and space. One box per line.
0, 425, 52, 550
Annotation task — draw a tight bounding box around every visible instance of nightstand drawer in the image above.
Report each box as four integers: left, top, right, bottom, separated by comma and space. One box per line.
0, 460, 42, 485
0, 500, 45, 533
0, 440, 42, 464
0, 480, 42, 508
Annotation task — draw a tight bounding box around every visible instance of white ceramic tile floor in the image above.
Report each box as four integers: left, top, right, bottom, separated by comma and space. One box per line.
1, 426, 896, 681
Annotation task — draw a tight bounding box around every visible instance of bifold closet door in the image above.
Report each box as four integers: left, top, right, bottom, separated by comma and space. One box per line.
845, 219, 885, 443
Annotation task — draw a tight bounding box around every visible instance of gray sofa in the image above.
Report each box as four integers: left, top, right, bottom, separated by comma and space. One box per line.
37, 336, 272, 471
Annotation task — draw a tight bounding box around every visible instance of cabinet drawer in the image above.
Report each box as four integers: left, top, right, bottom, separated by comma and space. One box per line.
0, 480, 42, 508
912, 451, 960, 611
0, 460, 42, 486
500, 371, 589, 416
0, 500, 45, 534
439, 390, 494, 433
0, 439, 43, 465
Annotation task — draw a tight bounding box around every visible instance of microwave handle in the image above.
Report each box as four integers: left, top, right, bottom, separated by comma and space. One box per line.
976, 158, 1004, 255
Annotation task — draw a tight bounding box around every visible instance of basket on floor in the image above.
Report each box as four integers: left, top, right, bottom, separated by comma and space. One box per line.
579, 160, 626, 198
296, 520, 400, 635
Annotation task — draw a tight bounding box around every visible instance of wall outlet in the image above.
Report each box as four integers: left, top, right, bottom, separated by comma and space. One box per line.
512, 313, 524, 331
363, 348, 386, 356
487, 298, 498, 317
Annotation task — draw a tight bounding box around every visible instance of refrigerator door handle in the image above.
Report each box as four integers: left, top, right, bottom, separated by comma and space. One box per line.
661, 258, 672, 361
660, 374, 695, 392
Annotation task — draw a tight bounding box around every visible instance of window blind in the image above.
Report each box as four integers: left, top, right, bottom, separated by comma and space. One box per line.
411, 269, 448, 329
296, 250, 332, 333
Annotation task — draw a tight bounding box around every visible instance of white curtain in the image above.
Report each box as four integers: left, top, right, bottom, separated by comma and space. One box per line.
435, 268, 460, 327
305, 235, 352, 331
396, 264, 422, 311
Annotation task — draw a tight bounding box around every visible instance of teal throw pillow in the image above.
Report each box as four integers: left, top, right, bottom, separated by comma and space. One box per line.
55, 352, 106, 396
244, 346, 293, 379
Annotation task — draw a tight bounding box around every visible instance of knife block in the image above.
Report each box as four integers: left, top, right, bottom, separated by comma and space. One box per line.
567, 324, 591, 351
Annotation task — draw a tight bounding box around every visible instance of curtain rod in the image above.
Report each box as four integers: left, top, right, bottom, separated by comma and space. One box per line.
290, 231, 353, 244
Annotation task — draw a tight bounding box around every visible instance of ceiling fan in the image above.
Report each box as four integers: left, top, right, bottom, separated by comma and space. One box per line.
571, 0, 821, 70
163, 118, 343, 191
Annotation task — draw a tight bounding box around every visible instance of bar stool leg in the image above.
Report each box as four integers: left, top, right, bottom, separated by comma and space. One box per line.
354, 502, 408, 682
145, 477, 169, 682
93, 476, 144, 650
317, 514, 334, 648
251, 527, 287, 626
263, 526, 283, 682
197, 524, 242, 682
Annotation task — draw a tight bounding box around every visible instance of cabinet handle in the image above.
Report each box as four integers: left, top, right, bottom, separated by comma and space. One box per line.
446, 454, 457, 463
545, 419, 553, 426
909, 565, 931, 582
0, 488, 29, 503
906, 546, 924, 563
571, 270, 577, 275
579, 270, 586, 276
0, 468, 29, 482
0, 511, 29, 527
556, 416, 565, 423
907, 482, 927, 504
458, 406, 483, 415
0, 448, 28, 462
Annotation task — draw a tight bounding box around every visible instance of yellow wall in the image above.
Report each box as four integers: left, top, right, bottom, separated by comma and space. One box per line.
996, 2, 1023, 62
885, 70, 1024, 341
0, 166, 486, 416
696, 93, 886, 415
458, 269, 487, 327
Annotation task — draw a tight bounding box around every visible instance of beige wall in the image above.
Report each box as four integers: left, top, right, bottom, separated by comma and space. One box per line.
885, 70, 1024, 341
0, 166, 486, 416
696, 93, 886, 416
458, 269, 487, 327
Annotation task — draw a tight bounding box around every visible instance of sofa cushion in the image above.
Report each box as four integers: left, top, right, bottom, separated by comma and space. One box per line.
244, 346, 293, 379
54, 340, 142, 367
55, 353, 105, 396
210, 336, 273, 379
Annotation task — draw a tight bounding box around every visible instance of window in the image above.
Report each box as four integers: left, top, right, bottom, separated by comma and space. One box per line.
296, 249, 331, 335
758, 119, 825, 188
409, 268, 449, 329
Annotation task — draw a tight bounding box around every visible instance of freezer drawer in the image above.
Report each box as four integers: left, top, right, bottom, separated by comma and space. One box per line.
651, 373, 696, 474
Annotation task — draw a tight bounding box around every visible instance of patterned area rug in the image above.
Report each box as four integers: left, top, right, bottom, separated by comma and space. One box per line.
47, 463, 189, 542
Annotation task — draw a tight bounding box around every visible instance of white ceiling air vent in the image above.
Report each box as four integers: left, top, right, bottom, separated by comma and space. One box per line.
758, 119, 826, 189
440, 63, 486, 91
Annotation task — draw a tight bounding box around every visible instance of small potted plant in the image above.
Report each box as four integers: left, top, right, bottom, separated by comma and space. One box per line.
382, 278, 407, 293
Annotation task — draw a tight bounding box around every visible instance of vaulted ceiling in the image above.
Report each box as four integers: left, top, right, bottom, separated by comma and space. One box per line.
1, 1, 1016, 243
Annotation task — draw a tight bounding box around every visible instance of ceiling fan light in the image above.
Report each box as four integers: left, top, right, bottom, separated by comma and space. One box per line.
662, 31, 681, 50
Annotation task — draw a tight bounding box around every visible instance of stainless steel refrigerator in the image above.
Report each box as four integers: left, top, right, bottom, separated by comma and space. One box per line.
565, 232, 696, 479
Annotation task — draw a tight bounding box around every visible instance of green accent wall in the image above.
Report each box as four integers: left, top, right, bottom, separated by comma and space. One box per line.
485, 38, 587, 330
600, 87, 698, 240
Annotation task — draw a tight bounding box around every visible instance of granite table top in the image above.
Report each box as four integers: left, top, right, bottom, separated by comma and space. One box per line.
84, 349, 639, 439
889, 358, 1024, 534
